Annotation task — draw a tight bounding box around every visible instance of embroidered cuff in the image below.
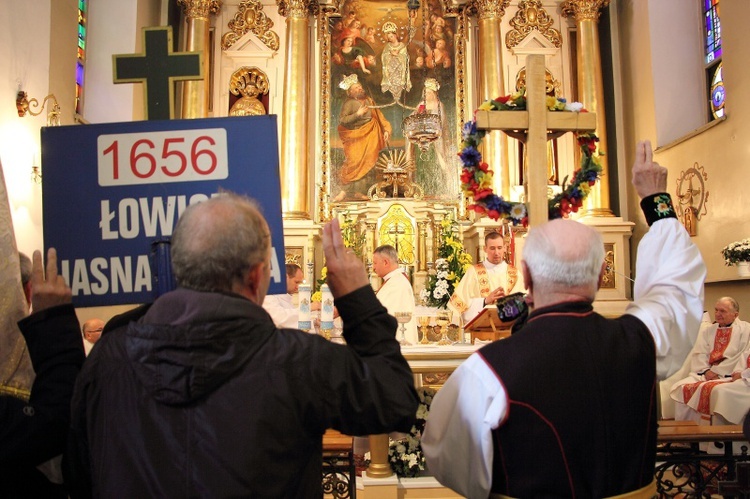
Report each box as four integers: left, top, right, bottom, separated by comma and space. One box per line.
640, 192, 677, 226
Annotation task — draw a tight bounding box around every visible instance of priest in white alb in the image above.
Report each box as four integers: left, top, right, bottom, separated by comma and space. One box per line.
372, 245, 417, 344
669, 296, 750, 423
448, 231, 525, 324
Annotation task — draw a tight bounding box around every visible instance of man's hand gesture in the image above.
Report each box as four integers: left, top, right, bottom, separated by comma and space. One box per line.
30, 248, 72, 313
322, 219, 369, 298
632, 140, 668, 200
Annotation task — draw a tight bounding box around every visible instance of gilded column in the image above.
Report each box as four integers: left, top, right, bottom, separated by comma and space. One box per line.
177, 0, 221, 119
417, 220, 428, 271
278, 0, 312, 219
472, 0, 511, 199
561, 0, 613, 216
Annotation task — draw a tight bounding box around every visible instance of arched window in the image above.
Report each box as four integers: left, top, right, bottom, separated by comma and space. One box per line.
704, 0, 724, 120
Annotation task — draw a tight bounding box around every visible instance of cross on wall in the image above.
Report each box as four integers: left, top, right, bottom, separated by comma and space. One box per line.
113, 26, 203, 120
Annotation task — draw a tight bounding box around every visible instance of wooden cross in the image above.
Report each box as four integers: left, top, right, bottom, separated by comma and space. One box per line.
475, 54, 597, 228
719, 462, 750, 498
113, 26, 203, 120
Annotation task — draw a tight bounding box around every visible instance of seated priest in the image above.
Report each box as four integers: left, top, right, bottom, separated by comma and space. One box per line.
669, 296, 750, 424
262, 263, 321, 329
448, 231, 525, 324
372, 245, 417, 345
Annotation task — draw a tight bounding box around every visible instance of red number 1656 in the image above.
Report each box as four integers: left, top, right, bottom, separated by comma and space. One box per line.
102, 135, 218, 180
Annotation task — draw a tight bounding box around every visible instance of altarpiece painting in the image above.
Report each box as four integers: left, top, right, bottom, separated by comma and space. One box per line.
323, 0, 463, 204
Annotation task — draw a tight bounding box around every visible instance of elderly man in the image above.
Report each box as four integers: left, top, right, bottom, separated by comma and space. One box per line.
66, 193, 418, 497
669, 297, 750, 424
1, 249, 84, 497
448, 231, 525, 324
262, 263, 321, 329
422, 141, 706, 498
372, 244, 417, 345
81, 318, 104, 356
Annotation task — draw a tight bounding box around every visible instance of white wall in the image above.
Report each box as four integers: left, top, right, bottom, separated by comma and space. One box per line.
648, 0, 706, 146
0, 0, 51, 255
83, 0, 138, 123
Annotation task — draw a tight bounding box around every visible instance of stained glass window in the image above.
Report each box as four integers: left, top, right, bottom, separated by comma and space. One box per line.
75, 0, 87, 117
710, 63, 725, 119
703, 0, 723, 121
704, 0, 721, 64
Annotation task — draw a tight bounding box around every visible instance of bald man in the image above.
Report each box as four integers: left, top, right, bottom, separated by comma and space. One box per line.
423, 141, 706, 498
81, 318, 104, 356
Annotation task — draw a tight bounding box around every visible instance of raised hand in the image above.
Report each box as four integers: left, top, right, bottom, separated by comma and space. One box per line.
322, 218, 369, 298
631, 140, 668, 199
30, 248, 72, 312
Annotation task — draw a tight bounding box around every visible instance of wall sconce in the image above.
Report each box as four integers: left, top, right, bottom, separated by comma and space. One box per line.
16, 91, 61, 127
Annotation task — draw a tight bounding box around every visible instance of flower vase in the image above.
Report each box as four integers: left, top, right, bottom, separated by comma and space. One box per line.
738, 261, 750, 278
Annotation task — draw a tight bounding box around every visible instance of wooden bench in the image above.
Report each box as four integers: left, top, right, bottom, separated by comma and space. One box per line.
655, 421, 749, 497
322, 429, 355, 499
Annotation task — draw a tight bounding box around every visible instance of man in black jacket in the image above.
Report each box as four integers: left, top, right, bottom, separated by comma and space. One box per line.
0, 249, 85, 497
67, 193, 419, 498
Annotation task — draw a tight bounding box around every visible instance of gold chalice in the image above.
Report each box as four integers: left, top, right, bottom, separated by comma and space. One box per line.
395, 312, 413, 346
435, 311, 452, 346
418, 315, 431, 344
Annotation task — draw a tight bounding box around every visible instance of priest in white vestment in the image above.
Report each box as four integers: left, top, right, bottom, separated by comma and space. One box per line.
372, 245, 417, 344
448, 231, 525, 324
669, 297, 750, 423
263, 263, 320, 329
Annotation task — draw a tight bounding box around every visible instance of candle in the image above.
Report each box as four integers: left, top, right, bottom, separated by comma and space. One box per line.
320, 284, 334, 331
298, 283, 311, 331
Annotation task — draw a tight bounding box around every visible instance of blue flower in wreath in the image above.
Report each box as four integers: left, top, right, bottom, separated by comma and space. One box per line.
462, 121, 477, 140
459, 146, 482, 166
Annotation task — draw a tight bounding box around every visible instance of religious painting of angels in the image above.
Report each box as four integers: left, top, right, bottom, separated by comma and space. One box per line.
327, 0, 462, 203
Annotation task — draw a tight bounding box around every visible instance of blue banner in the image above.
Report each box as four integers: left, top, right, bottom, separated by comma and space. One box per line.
41, 115, 285, 307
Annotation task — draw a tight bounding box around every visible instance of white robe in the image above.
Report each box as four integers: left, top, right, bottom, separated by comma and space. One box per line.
448, 260, 525, 324
376, 269, 417, 345
262, 294, 299, 329
670, 319, 750, 423
422, 218, 706, 499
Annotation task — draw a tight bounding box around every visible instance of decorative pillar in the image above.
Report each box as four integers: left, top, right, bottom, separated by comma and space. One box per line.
278, 0, 312, 219
366, 434, 393, 478
366, 221, 377, 256
417, 220, 429, 271
473, 0, 511, 199
561, 0, 613, 216
177, 0, 221, 119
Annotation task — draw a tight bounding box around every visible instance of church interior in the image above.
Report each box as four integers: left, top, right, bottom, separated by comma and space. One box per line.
3, 0, 750, 495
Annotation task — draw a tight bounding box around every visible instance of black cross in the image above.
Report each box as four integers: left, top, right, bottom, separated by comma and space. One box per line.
719, 462, 750, 498
113, 26, 202, 120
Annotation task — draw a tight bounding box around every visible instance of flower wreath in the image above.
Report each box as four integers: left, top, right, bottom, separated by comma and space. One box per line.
460, 90, 602, 226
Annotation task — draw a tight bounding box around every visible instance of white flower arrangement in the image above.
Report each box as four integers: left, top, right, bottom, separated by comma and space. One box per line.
388, 386, 435, 478
722, 239, 750, 266
421, 220, 472, 309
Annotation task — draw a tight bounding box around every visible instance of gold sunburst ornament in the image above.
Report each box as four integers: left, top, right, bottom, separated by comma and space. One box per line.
368, 149, 424, 200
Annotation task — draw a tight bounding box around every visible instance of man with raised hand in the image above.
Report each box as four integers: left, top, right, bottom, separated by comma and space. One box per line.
67, 193, 418, 498
423, 141, 706, 498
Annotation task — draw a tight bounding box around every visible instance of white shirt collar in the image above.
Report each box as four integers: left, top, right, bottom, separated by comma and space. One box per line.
483, 259, 503, 271
383, 268, 404, 282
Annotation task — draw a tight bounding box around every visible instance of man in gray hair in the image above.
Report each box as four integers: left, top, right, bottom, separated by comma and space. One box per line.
67, 192, 418, 497
423, 140, 707, 498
